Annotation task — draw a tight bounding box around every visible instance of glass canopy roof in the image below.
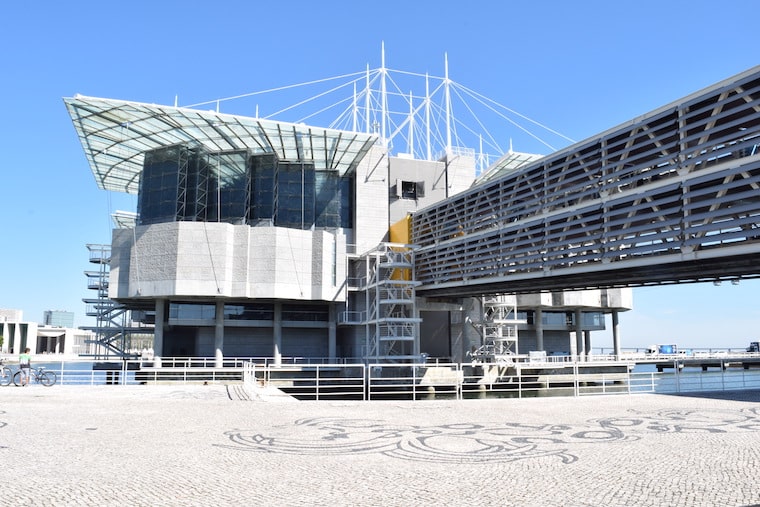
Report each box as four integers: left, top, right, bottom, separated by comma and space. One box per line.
64, 95, 379, 194
474, 150, 544, 185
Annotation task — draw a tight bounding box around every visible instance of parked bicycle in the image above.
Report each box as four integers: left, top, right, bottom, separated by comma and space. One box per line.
13, 366, 57, 387
0, 358, 12, 386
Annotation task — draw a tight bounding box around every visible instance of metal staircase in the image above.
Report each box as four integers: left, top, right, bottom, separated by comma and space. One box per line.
81, 244, 152, 358
470, 294, 521, 363
362, 243, 421, 362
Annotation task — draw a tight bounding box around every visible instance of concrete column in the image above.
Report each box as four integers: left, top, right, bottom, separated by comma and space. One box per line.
273, 302, 282, 366
413, 307, 421, 357
535, 308, 544, 351
328, 305, 337, 362
584, 330, 592, 359
153, 298, 165, 367
575, 308, 584, 361
214, 300, 224, 368
568, 313, 578, 358
612, 311, 621, 359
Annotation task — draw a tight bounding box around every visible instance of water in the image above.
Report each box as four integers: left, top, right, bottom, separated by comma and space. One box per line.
630, 362, 760, 394
29, 360, 140, 386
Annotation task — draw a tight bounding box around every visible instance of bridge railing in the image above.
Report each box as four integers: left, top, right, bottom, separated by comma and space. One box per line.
411, 66, 760, 295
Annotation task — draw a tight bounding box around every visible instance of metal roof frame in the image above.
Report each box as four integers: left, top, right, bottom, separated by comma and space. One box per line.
64, 95, 379, 194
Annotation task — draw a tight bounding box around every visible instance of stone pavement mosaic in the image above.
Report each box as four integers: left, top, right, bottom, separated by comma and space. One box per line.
1, 385, 758, 506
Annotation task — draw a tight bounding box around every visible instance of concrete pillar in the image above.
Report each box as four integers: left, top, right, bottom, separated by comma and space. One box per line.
575, 308, 584, 361
328, 305, 337, 362
153, 298, 165, 367
214, 300, 224, 368
584, 330, 592, 359
413, 307, 421, 357
612, 311, 621, 359
568, 313, 578, 358
535, 308, 544, 351
273, 302, 282, 366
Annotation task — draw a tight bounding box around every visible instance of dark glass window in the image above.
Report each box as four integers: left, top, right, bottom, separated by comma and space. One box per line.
401, 180, 417, 199
169, 303, 216, 320
206, 151, 248, 224
281, 303, 329, 322
315, 171, 340, 227
224, 303, 274, 321
275, 162, 315, 229
138, 146, 188, 225
339, 176, 353, 228
250, 153, 277, 223
137, 145, 353, 230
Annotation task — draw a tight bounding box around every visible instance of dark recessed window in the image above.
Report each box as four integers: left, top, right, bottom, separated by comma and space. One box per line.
399, 180, 424, 200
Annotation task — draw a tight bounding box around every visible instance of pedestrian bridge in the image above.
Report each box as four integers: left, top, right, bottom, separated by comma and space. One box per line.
412, 66, 760, 297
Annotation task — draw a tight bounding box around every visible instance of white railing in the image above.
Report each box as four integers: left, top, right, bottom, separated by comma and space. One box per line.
4, 356, 760, 399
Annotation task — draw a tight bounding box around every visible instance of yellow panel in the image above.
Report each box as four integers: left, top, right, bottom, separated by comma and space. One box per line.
388, 215, 412, 280
389, 215, 411, 244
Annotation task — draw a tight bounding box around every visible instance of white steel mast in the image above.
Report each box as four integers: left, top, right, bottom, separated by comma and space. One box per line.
408, 90, 414, 156
425, 73, 431, 161
444, 53, 452, 153
381, 42, 388, 147
352, 82, 358, 132
365, 64, 371, 134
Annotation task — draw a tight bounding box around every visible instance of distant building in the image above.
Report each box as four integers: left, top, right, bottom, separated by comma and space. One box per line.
0, 309, 23, 323
0, 308, 95, 357
43, 310, 75, 328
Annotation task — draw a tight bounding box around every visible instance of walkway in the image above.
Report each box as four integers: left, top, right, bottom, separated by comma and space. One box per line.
414, 66, 760, 296
1, 384, 759, 506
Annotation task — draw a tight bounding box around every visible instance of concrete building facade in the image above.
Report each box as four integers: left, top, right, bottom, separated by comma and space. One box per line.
65, 89, 631, 364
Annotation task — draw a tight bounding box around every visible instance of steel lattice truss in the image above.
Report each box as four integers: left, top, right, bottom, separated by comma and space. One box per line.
363, 244, 421, 362
470, 294, 520, 360
412, 67, 760, 296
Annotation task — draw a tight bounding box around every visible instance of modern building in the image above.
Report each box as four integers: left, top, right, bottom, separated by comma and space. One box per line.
64, 62, 631, 364
43, 310, 75, 328
0, 308, 95, 357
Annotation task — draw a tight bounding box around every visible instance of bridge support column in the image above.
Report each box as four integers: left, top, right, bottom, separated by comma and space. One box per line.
575, 308, 584, 361
584, 330, 592, 359
273, 302, 282, 366
611, 311, 621, 359
214, 300, 224, 368
153, 298, 165, 367
535, 308, 544, 351
328, 305, 337, 362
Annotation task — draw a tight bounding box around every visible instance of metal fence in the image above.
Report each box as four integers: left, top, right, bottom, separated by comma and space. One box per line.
5, 358, 760, 400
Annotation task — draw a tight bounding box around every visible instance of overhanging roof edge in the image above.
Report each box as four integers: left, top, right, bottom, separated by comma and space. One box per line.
64, 95, 380, 193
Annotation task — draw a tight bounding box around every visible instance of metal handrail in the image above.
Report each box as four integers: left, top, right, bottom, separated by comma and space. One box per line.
10, 356, 760, 398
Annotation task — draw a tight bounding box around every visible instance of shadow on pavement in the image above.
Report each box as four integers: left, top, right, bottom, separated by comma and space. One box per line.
665, 389, 760, 402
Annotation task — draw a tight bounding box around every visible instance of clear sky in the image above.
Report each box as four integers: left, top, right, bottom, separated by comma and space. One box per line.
1, 0, 758, 350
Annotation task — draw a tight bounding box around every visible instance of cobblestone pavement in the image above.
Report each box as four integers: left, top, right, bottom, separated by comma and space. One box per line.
1, 385, 759, 507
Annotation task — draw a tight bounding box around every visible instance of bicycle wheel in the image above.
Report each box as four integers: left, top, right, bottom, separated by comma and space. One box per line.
39, 370, 57, 386
0, 366, 11, 386
13, 370, 23, 386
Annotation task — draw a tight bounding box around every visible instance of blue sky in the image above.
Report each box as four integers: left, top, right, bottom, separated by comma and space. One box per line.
1, 1, 758, 350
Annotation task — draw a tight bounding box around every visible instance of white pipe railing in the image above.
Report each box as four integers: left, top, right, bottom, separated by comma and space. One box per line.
3, 356, 760, 399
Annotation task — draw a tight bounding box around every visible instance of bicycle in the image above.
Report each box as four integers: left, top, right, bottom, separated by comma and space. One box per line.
0, 358, 12, 386
13, 366, 57, 387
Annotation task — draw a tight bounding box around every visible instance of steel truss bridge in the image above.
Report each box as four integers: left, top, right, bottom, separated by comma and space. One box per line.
412, 66, 760, 297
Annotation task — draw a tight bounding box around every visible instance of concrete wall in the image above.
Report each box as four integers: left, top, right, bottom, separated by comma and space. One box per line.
387, 153, 477, 226
443, 151, 477, 196
517, 289, 632, 311
354, 145, 390, 254
111, 222, 348, 302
